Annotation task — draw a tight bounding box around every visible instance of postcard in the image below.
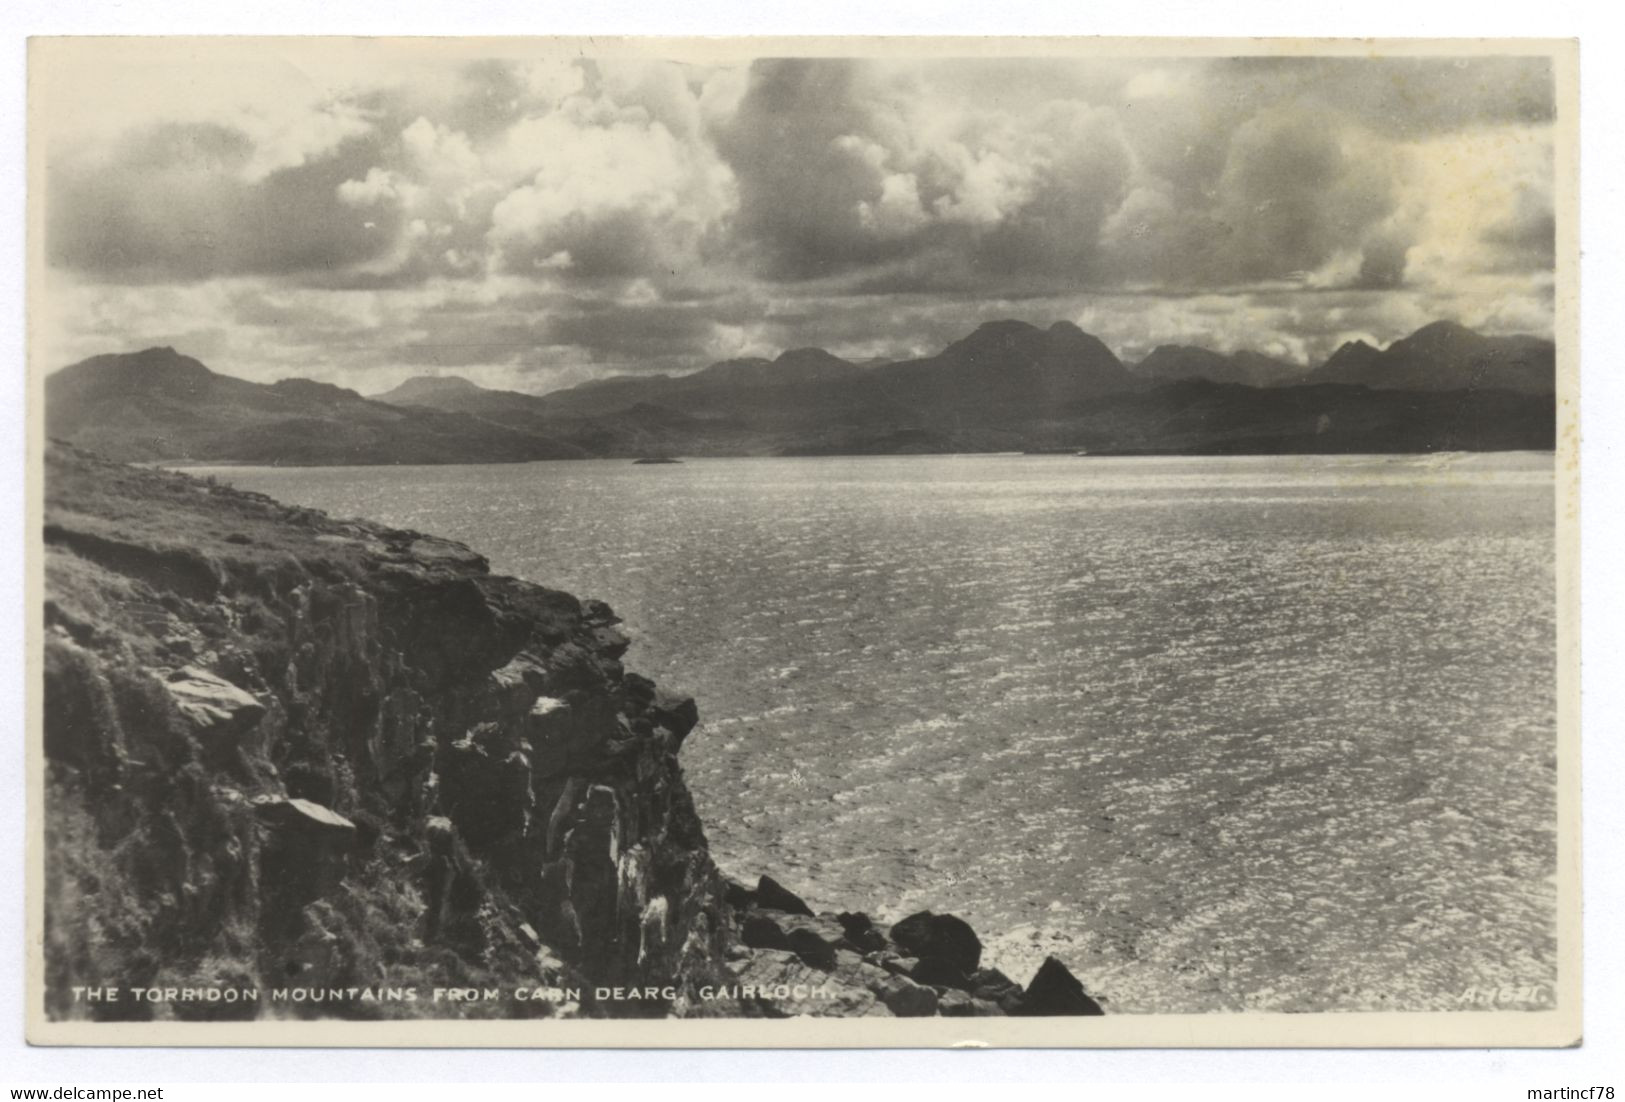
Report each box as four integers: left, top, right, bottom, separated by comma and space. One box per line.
25, 35, 1580, 1047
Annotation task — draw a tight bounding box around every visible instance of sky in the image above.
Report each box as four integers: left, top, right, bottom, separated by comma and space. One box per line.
36, 43, 1559, 394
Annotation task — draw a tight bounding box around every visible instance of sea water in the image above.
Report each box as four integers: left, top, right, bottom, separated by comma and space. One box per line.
201, 452, 1557, 1013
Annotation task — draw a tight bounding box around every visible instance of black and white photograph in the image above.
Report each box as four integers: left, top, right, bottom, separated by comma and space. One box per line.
25, 36, 1579, 1047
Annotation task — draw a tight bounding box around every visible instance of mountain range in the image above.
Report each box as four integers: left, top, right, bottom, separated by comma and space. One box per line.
1131, 345, 1303, 388
45, 347, 586, 464
1304, 320, 1556, 393
45, 319, 1557, 464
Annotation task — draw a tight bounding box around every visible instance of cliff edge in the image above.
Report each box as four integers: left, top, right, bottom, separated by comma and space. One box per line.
41, 443, 1101, 1021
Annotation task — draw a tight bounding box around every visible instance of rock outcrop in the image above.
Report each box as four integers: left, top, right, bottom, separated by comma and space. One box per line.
41, 442, 1105, 1023
717, 877, 1092, 1018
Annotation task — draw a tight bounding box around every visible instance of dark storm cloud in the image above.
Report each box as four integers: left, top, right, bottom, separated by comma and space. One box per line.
715, 59, 916, 281
1216, 109, 1397, 281
1097, 111, 1400, 289
716, 60, 1138, 292
715, 56, 1473, 298
1479, 190, 1557, 273
47, 122, 400, 283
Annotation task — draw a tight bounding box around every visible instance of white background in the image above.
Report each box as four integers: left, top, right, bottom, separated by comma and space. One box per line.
0, 0, 1619, 1088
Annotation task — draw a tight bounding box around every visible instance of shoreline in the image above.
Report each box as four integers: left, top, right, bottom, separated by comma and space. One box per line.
147, 447, 1561, 472
41, 443, 1106, 1021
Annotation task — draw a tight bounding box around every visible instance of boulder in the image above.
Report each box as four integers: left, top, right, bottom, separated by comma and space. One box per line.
831, 951, 896, 1000
755, 874, 815, 917
591, 624, 631, 660
254, 796, 357, 837
1012, 956, 1105, 1016
880, 955, 919, 977
164, 667, 265, 738
622, 672, 657, 706
728, 949, 880, 1018
890, 910, 982, 974
741, 913, 792, 952
936, 989, 976, 1016
786, 927, 840, 971
487, 656, 546, 714
649, 687, 699, 743
741, 911, 848, 970
722, 876, 757, 910
836, 911, 889, 953
252, 797, 357, 904
871, 973, 938, 1017
909, 956, 972, 990
969, 966, 1022, 1001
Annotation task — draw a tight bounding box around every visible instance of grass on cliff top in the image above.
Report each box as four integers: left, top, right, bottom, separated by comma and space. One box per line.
45, 443, 434, 667
44, 442, 590, 671
46, 442, 422, 579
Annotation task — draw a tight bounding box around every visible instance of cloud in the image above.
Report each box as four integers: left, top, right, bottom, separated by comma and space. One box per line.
486, 97, 735, 281
47, 122, 401, 282
715, 61, 1137, 290
1398, 123, 1555, 286
1481, 200, 1556, 273
38, 46, 1561, 391
714, 60, 906, 279
1215, 109, 1398, 280
1355, 229, 1414, 290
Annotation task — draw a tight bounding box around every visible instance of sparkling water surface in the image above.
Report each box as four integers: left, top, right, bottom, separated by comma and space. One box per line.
200, 452, 1557, 1013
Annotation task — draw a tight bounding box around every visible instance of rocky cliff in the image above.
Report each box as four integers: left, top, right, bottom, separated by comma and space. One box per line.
41, 443, 1101, 1022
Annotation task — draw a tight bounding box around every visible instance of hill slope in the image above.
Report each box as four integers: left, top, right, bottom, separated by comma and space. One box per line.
1305, 321, 1555, 393
1133, 345, 1304, 388
47, 347, 586, 465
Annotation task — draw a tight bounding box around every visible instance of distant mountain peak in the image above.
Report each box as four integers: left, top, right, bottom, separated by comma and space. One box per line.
120, 346, 208, 371
1389, 319, 1489, 357
968, 319, 1042, 339
1129, 344, 1305, 388
1307, 319, 1552, 393
418, 374, 480, 389
1405, 319, 1479, 342
1044, 320, 1111, 352
47, 348, 585, 464
942, 320, 1047, 360
51, 346, 216, 400
1325, 339, 1381, 363
1140, 343, 1227, 362
776, 347, 845, 364
374, 375, 487, 404
271, 377, 365, 403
